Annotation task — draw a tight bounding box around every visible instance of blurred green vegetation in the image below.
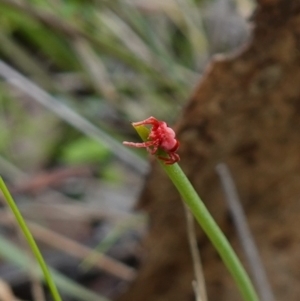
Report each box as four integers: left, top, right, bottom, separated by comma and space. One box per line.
0, 0, 253, 300
0, 0, 252, 171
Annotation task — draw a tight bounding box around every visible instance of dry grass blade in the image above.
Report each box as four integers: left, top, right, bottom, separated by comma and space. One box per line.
184, 205, 207, 301
0, 213, 136, 282
0, 32, 54, 91
0, 155, 136, 224
97, 10, 156, 65
0, 279, 23, 301
17, 203, 136, 223
72, 37, 119, 102
28, 221, 137, 281
0, 0, 162, 79
216, 163, 275, 301
96, 1, 199, 84
0, 60, 148, 174
1, 231, 46, 301
0, 156, 137, 282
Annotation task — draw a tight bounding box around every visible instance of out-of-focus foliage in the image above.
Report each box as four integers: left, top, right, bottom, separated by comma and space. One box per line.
0, 1, 253, 299
60, 137, 110, 165
0, 0, 252, 171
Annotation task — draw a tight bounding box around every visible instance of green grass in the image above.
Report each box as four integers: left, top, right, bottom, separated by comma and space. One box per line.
0, 176, 110, 301
0, 177, 62, 301
133, 125, 259, 301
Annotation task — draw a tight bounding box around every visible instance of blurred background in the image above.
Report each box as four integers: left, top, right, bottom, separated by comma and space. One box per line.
0, 0, 254, 300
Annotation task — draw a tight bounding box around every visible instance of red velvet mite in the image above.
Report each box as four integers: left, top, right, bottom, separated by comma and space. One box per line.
123, 116, 180, 165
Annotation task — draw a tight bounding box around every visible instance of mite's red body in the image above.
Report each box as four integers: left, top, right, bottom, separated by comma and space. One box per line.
123, 116, 180, 164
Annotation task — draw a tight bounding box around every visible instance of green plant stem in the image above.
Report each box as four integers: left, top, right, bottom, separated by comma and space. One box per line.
134, 126, 259, 301
0, 177, 62, 301
160, 163, 259, 301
